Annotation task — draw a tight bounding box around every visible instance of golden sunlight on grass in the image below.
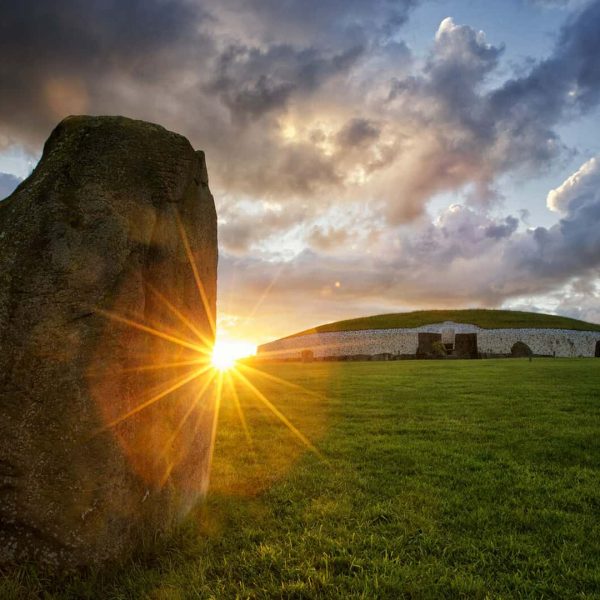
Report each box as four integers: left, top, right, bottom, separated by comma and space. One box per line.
90, 210, 326, 499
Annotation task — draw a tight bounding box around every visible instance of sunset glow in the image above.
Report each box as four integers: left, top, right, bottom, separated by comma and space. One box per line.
90, 213, 322, 500
211, 339, 256, 371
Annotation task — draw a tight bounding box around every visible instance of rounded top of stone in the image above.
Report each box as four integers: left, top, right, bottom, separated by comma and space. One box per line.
46, 114, 196, 156
24, 115, 209, 204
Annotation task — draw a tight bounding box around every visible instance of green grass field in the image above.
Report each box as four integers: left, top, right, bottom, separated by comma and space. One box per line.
3, 359, 600, 599
286, 309, 600, 338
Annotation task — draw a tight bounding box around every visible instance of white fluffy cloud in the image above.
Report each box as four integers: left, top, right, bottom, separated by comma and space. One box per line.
547, 156, 600, 214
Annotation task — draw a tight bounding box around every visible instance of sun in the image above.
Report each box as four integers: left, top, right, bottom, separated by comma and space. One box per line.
211, 340, 256, 371
212, 346, 235, 371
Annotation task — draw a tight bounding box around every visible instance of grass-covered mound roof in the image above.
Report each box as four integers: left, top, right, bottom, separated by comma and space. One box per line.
286, 309, 600, 339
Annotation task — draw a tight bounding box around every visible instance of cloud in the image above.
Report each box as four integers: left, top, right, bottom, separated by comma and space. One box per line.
381, 2, 600, 222
553, 278, 600, 324
508, 156, 600, 282
0, 173, 21, 200
4, 0, 600, 224
433, 17, 503, 80
219, 155, 600, 340
484, 216, 519, 239
335, 118, 381, 148
307, 226, 351, 252
546, 156, 599, 213
218, 199, 310, 255
3, 0, 600, 340
217, 0, 417, 45
207, 43, 365, 122
489, 1, 600, 147
0, 0, 211, 147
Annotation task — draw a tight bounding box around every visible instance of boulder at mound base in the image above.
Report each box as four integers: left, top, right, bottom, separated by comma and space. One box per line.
0, 116, 217, 569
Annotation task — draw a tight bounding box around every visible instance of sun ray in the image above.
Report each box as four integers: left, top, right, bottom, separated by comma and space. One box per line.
225, 371, 255, 452
175, 211, 216, 336
206, 370, 224, 489
101, 365, 212, 431
238, 362, 326, 400
94, 307, 209, 355
145, 281, 213, 348
231, 368, 323, 459
159, 370, 217, 486
239, 264, 284, 327
161, 370, 217, 455
88, 357, 206, 378
118, 357, 206, 374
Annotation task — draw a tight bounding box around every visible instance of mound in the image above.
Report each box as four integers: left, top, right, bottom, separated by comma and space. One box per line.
286, 309, 600, 339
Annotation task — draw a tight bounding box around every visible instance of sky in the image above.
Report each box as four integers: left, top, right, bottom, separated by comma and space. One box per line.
1, 0, 600, 348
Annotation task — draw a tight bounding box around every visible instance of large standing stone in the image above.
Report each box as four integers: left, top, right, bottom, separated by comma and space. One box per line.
0, 116, 217, 569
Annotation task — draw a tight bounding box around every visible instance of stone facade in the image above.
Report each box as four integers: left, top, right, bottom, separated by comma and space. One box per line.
258, 321, 600, 360
477, 329, 598, 357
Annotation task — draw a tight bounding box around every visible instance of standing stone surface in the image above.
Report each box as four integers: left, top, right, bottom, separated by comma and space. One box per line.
454, 333, 478, 359
416, 332, 442, 358
0, 116, 217, 569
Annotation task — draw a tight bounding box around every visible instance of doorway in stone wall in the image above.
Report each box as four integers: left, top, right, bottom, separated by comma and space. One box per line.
595, 340, 600, 357
441, 328, 455, 353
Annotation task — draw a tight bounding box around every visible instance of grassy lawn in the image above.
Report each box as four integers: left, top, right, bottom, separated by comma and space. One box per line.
287, 309, 600, 338
3, 359, 600, 598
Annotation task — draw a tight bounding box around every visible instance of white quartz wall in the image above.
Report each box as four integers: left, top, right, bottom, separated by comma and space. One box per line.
258, 329, 419, 359
477, 329, 598, 357
258, 321, 600, 359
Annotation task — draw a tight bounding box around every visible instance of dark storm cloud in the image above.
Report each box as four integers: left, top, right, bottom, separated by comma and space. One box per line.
0, 174, 21, 200
208, 43, 365, 121
3, 0, 600, 199
220, 0, 418, 44
500, 157, 600, 286
5, 0, 598, 222
390, 156, 600, 301
487, 0, 600, 162
0, 0, 414, 148
336, 119, 381, 148
509, 200, 600, 281
506, 0, 600, 113
0, 0, 412, 208
484, 216, 519, 239
0, 0, 209, 146
494, 0, 600, 149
